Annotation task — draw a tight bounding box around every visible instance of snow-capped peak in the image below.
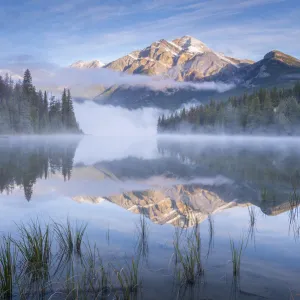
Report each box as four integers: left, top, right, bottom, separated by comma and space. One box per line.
70, 60, 105, 69
174, 36, 211, 54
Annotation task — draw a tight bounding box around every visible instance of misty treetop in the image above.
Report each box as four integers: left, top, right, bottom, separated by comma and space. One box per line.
157, 82, 300, 135
0, 69, 82, 134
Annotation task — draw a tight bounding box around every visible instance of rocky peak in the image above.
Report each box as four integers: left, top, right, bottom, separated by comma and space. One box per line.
263, 50, 300, 66
264, 50, 286, 60
172, 36, 211, 54
101, 35, 254, 81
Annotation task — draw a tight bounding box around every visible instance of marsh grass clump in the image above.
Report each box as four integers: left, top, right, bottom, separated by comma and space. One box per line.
53, 219, 87, 258
0, 236, 15, 299
114, 258, 140, 300
82, 243, 111, 297
230, 238, 244, 277
174, 221, 204, 285
75, 223, 87, 256
15, 221, 51, 282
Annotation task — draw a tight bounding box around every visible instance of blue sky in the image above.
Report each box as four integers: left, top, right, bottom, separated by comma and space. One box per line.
0, 0, 299, 67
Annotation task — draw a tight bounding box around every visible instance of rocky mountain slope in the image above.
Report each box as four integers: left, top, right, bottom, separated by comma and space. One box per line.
96, 48, 300, 109
70, 36, 300, 109
104, 36, 253, 81
242, 50, 300, 86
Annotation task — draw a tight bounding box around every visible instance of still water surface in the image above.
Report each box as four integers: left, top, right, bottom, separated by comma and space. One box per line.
0, 135, 300, 299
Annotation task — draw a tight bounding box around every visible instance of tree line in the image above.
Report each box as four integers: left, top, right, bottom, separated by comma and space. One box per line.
0, 69, 82, 134
157, 82, 300, 134
0, 138, 80, 201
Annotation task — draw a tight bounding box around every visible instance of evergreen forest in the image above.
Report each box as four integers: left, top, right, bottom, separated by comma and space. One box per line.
0, 69, 81, 134
158, 82, 300, 135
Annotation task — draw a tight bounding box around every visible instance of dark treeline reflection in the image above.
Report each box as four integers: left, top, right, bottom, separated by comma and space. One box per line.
0, 137, 80, 201
157, 138, 300, 210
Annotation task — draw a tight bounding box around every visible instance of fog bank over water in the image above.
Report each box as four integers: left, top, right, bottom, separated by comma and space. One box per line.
74, 101, 160, 137
73, 133, 300, 166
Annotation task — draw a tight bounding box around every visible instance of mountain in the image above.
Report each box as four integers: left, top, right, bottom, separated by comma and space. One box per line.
97, 185, 241, 227
70, 60, 105, 69
104, 36, 253, 81
242, 50, 300, 86
70, 36, 300, 109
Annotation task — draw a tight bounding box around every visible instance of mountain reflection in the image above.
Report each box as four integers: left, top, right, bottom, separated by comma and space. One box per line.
1, 136, 300, 227
0, 137, 80, 200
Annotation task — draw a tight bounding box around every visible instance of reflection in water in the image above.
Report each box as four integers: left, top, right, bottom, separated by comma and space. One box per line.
0, 137, 80, 200
157, 137, 300, 217
1, 136, 300, 299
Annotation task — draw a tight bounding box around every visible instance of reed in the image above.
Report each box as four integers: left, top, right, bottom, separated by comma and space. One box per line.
53, 219, 87, 258
246, 206, 257, 246
230, 238, 244, 277
0, 236, 15, 299
82, 243, 110, 297
206, 214, 214, 258
135, 214, 149, 260
248, 206, 256, 228
75, 222, 87, 256
15, 220, 51, 281
174, 221, 203, 285
115, 258, 139, 300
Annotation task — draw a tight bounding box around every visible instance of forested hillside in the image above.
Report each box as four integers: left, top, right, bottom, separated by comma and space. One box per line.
158, 82, 300, 135
0, 69, 81, 134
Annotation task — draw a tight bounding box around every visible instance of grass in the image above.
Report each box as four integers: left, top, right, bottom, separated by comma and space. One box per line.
230, 237, 244, 277
0, 216, 252, 299
75, 222, 87, 256
82, 243, 110, 297
114, 258, 139, 300
206, 214, 214, 258
0, 236, 15, 299
173, 220, 204, 285
173, 226, 184, 265
248, 206, 256, 228
246, 206, 257, 246
53, 219, 87, 259
15, 220, 51, 282
135, 214, 149, 260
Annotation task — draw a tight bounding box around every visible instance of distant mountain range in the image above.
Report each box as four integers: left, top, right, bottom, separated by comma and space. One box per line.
70, 35, 300, 109
70, 60, 105, 69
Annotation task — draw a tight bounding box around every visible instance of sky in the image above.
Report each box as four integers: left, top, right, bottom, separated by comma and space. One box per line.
0, 0, 299, 68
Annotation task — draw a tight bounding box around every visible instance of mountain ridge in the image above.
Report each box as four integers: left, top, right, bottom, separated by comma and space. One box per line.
70, 35, 300, 109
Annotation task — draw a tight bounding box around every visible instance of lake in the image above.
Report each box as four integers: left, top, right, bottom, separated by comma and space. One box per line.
0, 135, 300, 300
